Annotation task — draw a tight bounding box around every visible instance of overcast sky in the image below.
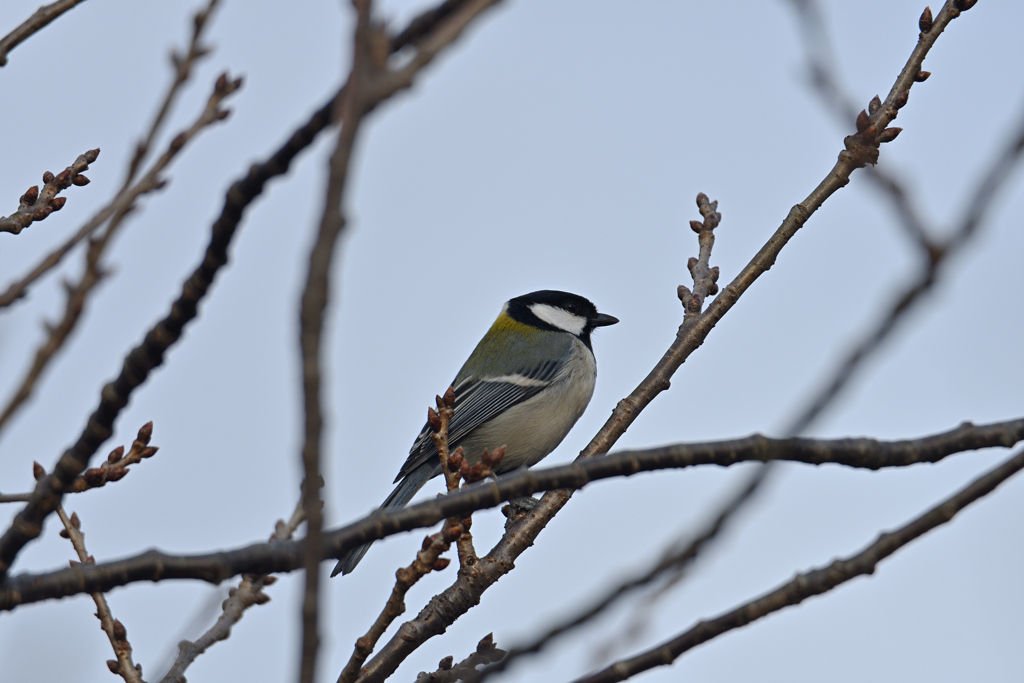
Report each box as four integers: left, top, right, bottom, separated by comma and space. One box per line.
1, 1, 1022, 682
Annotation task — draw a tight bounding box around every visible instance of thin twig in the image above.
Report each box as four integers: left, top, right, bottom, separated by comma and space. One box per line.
0, 0, 217, 308
3, 415, 1020, 610
0, 78, 339, 581
785, 99, 1024, 437
0, 422, 158, 503
295, 1, 374, 678
0, 150, 98, 236
417, 634, 506, 683
42, 427, 155, 683
471, 467, 767, 683
0, 0, 88, 67
576, 445, 1024, 682
157, 500, 306, 683
0, 73, 243, 436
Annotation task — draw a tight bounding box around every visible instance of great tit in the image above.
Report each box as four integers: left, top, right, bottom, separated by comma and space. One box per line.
332, 290, 618, 576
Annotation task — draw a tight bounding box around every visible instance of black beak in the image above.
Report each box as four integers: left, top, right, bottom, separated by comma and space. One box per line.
590, 313, 619, 328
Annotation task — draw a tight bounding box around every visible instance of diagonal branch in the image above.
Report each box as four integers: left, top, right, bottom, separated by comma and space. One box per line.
0, 0, 217, 308
0, 79, 339, 580
0, 73, 242, 437
2, 415, 1020, 610
355, 4, 969, 678
0, 0, 88, 68
576, 444, 1024, 682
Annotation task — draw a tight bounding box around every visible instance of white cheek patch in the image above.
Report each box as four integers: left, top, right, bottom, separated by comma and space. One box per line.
529, 303, 587, 335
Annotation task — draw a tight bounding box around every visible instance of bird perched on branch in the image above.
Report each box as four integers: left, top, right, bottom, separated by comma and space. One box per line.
332, 290, 618, 576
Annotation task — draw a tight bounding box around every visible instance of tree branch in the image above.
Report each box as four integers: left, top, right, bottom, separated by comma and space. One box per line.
355, 7, 967, 675
2, 416, 1019, 610
0, 0, 88, 68
0, 77, 339, 580
577, 444, 1024, 682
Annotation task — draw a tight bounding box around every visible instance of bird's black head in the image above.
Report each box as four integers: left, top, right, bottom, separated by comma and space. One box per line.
506, 290, 619, 349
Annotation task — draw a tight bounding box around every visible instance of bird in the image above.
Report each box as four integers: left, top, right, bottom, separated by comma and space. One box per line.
332, 290, 618, 576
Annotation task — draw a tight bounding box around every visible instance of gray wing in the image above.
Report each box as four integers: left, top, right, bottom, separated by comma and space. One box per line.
393, 358, 562, 483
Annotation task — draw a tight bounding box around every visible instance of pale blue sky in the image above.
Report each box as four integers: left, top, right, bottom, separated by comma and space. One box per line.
1, 1, 1022, 682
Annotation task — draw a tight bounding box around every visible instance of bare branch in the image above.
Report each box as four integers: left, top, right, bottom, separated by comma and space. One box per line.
417, 634, 506, 683
1, 422, 158, 504
294, 1, 504, 679
577, 446, 1024, 682
2, 416, 1019, 610
156, 500, 305, 683
0, 79, 338, 580
0, 150, 99, 236
355, 5, 966, 671
0, 74, 242, 436
786, 101, 1024, 437
0, 0, 88, 67
0, 0, 217, 308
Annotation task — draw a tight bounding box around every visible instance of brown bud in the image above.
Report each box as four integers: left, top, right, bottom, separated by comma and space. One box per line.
108, 445, 125, 463
50, 197, 67, 212
263, 575, 277, 585
72, 175, 90, 186
215, 72, 229, 92
914, 70, 931, 82
55, 170, 70, 186
106, 467, 129, 482
460, 460, 472, 477
708, 282, 719, 296
422, 535, 434, 550
33, 461, 45, 480
477, 632, 495, 651
42, 171, 55, 184
855, 109, 870, 132
677, 284, 692, 304
59, 528, 70, 538
894, 91, 909, 109
136, 421, 153, 445
107, 660, 120, 674
443, 385, 456, 407
877, 127, 903, 143
169, 133, 187, 152
215, 109, 232, 121
486, 446, 506, 467
32, 206, 53, 221
140, 446, 159, 458
432, 557, 451, 571
254, 592, 271, 605
709, 266, 720, 283
919, 6, 933, 33
21, 185, 39, 205
69, 559, 80, 567
448, 449, 464, 470
689, 220, 703, 234
954, 0, 976, 10
427, 407, 441, 430
686, 256, 698, 276
70, 512, 81, 529
438, 656, 454, 671
868, 95, 882, 115
86, 555, 95, 564
112, 619, 127, 641
85, 148, 100, 163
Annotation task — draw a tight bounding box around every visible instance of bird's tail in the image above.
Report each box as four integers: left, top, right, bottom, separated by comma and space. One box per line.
331, 464, 436, 577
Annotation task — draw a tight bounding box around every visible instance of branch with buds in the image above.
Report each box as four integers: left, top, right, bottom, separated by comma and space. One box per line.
0, 149, 99, 235
678, 192, 721, 319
